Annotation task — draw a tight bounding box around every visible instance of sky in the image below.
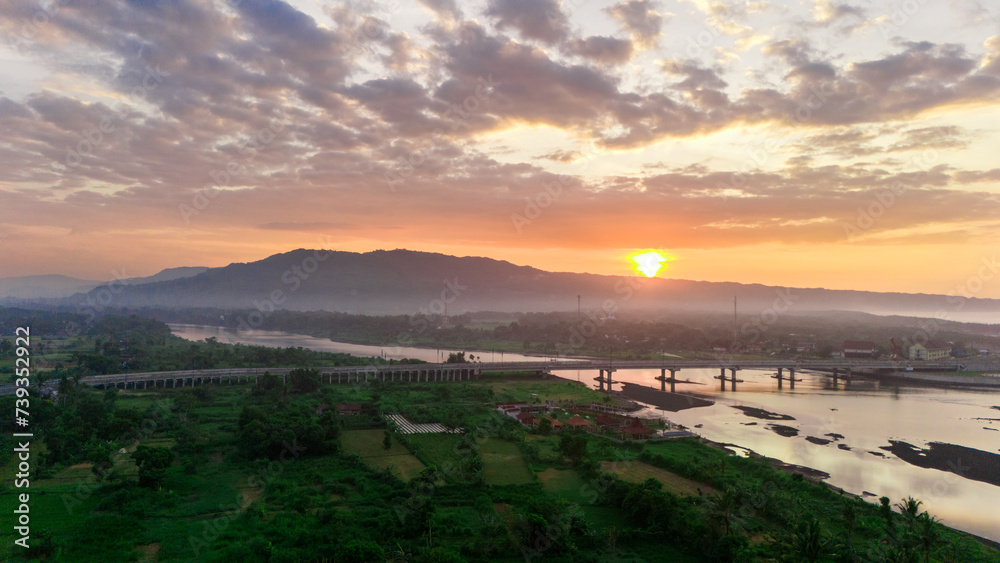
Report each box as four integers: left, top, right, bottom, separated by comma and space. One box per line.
0, 0, 999, 298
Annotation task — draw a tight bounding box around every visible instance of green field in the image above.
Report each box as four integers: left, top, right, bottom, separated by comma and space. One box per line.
601, 460, 714, 497
340, 429, 425, 481
480, 439, 533, 485
537, 468, 586, 499
407, 433, 469, 482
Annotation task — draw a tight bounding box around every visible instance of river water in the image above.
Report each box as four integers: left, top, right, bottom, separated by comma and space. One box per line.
170, 324, 1000, 541
168, 323, 563, 363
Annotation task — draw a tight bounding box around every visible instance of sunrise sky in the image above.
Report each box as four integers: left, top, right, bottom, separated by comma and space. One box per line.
1, 0, 999, 297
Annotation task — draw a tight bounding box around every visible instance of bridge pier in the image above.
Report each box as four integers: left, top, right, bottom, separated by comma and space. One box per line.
730, 368, 738, 391
789, 368, 795, 389
720, 368, 726, 391
777, 368, 783, 389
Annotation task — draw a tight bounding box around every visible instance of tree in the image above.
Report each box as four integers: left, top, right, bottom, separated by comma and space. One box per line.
336, 539, 384, 563
538, 417, 553, 436
446, 352, 467, 363
785, 518, 831, 563
132, 445, 174, 488
708, 487, 738, 536
383, 428, 392, 450
896, 496, 923, 526
558, 431, 588, 465
288, 367, 320, 393
915, 512, 939, 563
879, 496, 893, 524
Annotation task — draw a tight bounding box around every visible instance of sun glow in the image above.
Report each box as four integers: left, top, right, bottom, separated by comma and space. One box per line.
630, 250, 671, 277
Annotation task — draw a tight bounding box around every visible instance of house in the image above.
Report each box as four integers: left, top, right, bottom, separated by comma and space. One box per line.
516, 412, 536, 426
337, 404, 362, 416
621, 417, 657, 440
796, 342, 815, 353
595, 414, 623, 427
316, 402, 328, 415
562, 415, 594, 431
843, 340, 877, 359
909, 341, 951, 361
495, 402, 529, 417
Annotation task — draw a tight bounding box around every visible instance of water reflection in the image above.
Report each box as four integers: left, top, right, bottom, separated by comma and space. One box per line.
169, 323, 564, 364
169, 324, 1000, 541
562, 367, 1000, 542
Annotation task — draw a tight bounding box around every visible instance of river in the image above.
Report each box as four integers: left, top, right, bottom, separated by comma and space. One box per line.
168, 323, 566, 363
170, 324, 1000, 542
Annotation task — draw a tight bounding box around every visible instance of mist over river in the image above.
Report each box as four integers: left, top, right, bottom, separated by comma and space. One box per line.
171, 324, 1000, 542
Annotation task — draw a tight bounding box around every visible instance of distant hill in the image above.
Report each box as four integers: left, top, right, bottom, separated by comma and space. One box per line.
116, 267, 209, 286
61, 249, 1000, 319
0, 275, 101, 300
1, 267, 208, 302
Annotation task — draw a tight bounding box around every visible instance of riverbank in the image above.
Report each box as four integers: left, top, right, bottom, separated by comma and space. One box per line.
872, 370, 1000, 388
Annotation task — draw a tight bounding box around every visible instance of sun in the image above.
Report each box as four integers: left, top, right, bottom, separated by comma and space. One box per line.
629, 250, 671, 277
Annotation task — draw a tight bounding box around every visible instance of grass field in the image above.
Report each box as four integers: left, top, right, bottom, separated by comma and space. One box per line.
601, 460, 714, 497
488, 379, 605, 404
480, 440, 533, 485
408, 434, 467, 480
537, 468, 586, 499
340, 429, 425, 481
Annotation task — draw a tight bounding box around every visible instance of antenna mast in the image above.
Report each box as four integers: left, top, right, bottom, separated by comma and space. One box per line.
733, 295, 739, 352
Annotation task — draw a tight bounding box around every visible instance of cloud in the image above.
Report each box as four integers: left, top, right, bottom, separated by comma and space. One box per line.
536, 149, 585, 162
418, 0, 462, 21
1, 0, 999, 283
811, 0, 865, 26
606, 0, 666, 48
485, 0, 569, 45
567, 36, 634, 63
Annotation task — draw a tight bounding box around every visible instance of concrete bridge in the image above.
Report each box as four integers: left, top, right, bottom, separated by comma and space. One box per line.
11, 358, 957, 394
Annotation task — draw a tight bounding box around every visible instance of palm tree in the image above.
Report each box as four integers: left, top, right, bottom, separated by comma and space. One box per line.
915, 512, 939, 563
896, 497, 923, 526
708, 487, 739, 536
786, 518, 831, 563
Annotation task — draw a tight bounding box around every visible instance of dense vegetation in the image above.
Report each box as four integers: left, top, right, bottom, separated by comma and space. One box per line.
0, 309, 422, 384
1, 310, 998, 561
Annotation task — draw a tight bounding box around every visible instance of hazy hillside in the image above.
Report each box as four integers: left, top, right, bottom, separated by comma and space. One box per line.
0, 274, 100, 300
62, 249, 1000, 318
0, 267, 207, 301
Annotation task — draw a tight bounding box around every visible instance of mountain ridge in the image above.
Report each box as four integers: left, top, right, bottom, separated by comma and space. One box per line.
44, 249, 999, 319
